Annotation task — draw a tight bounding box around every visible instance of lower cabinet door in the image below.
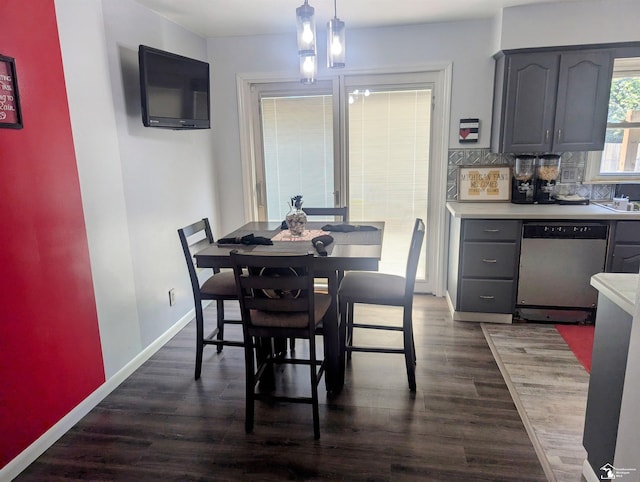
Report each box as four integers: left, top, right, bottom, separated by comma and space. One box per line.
459, 279, 515, 313
611, 245, 640, 273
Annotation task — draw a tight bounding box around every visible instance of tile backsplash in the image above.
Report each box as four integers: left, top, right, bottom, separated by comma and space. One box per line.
446, 149, 615, 201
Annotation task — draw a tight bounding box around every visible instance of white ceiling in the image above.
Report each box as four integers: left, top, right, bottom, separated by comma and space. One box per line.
132, 0, 578, 38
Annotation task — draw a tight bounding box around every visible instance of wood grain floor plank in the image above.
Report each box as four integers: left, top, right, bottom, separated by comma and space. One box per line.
16, 296, 548, 481
483, 322, 589, 482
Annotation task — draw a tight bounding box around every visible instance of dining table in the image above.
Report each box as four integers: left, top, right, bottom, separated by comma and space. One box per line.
194, 220, 384, 393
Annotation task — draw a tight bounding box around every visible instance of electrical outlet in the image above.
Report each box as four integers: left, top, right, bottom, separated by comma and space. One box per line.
168, 288, 176, 306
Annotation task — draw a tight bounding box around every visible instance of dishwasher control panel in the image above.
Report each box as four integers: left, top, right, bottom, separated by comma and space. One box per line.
522, 222, 608, 239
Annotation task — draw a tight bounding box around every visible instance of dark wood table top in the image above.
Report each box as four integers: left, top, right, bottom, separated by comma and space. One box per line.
194, 221, 384, 272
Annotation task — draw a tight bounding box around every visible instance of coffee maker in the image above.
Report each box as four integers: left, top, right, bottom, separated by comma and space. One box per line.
534, 154, 561, 204
511, 155, 536, 204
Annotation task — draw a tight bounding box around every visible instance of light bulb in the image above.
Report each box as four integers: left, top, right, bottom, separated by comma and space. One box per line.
303, 56, 314, 73
302, 22, 314, 45
331, 35, 343, 55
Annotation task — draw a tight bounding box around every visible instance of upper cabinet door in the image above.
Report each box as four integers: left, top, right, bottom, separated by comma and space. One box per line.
491, 48, 614, 154
554, 50, 614, 152
501, 52, 559, 153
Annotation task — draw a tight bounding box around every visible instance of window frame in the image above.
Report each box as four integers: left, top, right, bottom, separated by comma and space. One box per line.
585, 57, 640, 183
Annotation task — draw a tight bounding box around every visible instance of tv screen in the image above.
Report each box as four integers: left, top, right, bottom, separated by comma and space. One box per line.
138, 45, 210, 129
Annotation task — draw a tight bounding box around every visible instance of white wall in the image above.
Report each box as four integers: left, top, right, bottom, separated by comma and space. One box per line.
207, 19, 496, 234
500, 0, 640, 50
56, 0, 219, 377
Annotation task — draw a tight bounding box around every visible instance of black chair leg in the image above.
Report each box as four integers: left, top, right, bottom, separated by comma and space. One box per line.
403, 309, 416, 392
309, 340, 320, 440
245, 341, 255, 434
216, 300, 225, 353
195, 303, 205, 380
346, 303, 354, 361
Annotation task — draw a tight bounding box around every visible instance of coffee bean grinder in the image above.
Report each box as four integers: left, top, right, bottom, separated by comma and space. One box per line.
511, 155, 536, 204
534, 154, 561, 204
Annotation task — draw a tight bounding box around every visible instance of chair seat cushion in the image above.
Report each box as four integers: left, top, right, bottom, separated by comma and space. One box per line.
338, 272, 405, 305
200, 270, 237, 297
251, 293, 331, 328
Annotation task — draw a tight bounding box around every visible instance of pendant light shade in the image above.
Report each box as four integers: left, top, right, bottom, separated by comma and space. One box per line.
296, 0, 316, 56
327, 16, 345, 68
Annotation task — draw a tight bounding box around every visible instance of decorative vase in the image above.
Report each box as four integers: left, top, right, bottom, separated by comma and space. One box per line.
285, 195, 307, 236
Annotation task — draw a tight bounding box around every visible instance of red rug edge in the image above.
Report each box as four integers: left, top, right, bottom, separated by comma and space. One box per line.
555, 324, 595, 373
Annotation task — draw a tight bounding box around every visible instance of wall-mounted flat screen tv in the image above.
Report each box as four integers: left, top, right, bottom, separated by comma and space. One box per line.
138, 45, 210, 129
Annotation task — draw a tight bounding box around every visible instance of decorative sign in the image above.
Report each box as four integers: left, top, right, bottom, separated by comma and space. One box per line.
0, 55, 22, 129
458, 166, 511, 202
459, 118, 479, 143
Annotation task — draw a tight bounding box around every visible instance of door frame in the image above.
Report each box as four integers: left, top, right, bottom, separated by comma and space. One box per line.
236, 64, 451, 296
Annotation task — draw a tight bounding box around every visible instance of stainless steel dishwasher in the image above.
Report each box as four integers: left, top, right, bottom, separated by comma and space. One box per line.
516, 221, 609, 323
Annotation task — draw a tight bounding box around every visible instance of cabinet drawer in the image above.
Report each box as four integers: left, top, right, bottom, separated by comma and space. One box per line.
461, 242, 518, 278
463, 220, 520, 241
615, 221, 640, 243
459, 279, 515, 313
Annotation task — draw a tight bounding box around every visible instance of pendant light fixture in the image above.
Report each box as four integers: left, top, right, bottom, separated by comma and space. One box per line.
327, 0, 345, 68
296, 0, 316, 56
296, 0, 317, 83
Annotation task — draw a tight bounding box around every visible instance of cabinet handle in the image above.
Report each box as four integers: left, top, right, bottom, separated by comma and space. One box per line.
557, 128, 562, 142
483, 229, 500, 233
479, 295, 495, 300
545, 129, 550, 143
482, 258, 497, 263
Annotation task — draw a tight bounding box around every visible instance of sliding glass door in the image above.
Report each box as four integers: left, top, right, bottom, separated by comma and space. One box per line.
242, 68, 448, 294
345, 77, 432, 277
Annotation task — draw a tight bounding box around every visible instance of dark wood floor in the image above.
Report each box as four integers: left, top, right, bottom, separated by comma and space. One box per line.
17, 295, 547, 481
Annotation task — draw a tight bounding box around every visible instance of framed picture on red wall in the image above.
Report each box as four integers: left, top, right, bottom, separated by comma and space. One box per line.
0, 54, 23, 129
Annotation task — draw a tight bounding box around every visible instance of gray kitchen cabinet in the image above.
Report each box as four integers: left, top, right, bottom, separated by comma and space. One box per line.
609, 221, 640, 273
447, 218, 521, 319
491, 48, 614, 153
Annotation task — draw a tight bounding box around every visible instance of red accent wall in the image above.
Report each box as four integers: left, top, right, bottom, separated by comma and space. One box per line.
0, 0, 105, 467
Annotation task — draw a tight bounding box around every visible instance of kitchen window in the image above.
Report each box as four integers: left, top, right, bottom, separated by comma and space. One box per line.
586, 57, 640, 182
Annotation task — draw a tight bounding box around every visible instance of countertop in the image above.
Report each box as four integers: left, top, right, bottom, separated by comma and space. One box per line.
590, 273, 639, 316
446, 201, 640, 220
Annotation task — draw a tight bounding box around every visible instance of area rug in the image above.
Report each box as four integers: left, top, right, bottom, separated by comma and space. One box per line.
555, 324, 595, 373
482, 323, 590, 482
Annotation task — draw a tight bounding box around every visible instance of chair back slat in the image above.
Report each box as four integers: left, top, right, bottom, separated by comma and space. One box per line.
178, 218, 215, 294
404, 218, 426, 297
244, 297, 310, 313
230, 251, 317, 331
303, 206, 349, 222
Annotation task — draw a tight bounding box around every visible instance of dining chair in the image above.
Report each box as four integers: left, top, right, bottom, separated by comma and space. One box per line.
178, 218, 243, 380
303, 206, 349, 223
338, 218, 425, 392
230, 251, 329, 439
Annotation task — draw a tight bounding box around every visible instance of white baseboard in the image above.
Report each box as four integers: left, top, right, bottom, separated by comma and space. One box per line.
583, 459, 598, 482
0, 309, 195, 481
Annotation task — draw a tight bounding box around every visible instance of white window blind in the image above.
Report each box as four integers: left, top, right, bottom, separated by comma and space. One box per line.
348, 89, 431, 276
260, 95, 334, 221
